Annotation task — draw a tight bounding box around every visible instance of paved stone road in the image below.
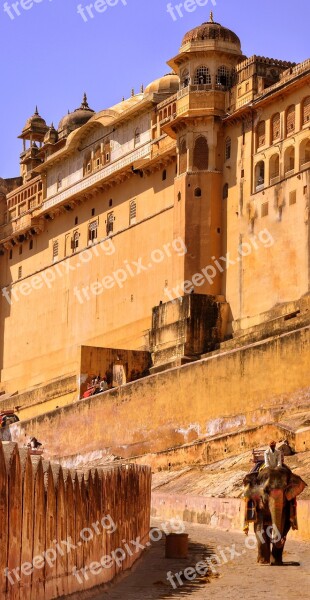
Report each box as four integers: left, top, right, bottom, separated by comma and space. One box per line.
76, 521, 310, 600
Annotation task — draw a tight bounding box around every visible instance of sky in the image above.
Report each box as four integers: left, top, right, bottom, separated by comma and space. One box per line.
0, 0, 309, 178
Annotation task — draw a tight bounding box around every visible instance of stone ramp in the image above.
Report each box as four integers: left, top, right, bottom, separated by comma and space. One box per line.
72, 522, 310, 600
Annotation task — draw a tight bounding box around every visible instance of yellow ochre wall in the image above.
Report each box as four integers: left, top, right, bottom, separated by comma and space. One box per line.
10, 325, 310, 460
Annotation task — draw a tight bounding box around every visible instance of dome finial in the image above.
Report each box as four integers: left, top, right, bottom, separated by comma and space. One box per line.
81, 93, 89, 109
35, 105, 39, 115
209, 10, 214, 23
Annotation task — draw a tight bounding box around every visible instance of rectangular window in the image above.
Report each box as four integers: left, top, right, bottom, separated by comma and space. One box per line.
53, 240, 59, 262
88, 220, 98, 243
303, 185, 308, 195
18, 266, 22, 279
261, 202, 269, 217
289, 191, 297, 206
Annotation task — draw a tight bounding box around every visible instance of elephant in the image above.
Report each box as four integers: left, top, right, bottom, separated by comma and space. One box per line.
243, 466, 307, 565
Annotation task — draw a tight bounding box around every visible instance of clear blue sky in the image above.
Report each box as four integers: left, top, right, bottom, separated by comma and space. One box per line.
0, 0, 309, 178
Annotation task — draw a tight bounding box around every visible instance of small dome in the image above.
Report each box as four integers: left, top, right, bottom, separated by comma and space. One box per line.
44, 123, 58, 145
144, 73, 180, 96
181, 13, 241, 50
58, 94, 95, 137
22, 107, 48, 134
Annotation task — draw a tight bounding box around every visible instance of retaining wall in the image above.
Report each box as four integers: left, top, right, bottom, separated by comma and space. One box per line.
151, 493, 310, 541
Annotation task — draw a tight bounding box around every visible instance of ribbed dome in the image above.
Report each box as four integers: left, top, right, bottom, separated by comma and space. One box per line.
58, 94, 95, 137
182, 16, 241, 49
144, 73, 180, 95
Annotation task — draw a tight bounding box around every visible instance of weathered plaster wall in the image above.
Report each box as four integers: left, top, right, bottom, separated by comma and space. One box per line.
151, 493, 310, 541
10, 326, 310, 460
0, 441, 151, 600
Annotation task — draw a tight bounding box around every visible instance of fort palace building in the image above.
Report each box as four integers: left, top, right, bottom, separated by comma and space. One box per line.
0, 13, 309, 408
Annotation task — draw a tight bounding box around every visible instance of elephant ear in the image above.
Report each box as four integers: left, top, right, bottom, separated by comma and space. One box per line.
243, 472, 258, 486
286, 472, 308, 500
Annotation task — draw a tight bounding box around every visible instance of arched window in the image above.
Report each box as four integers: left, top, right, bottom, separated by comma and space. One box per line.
194, 66, 211, 86
194, 187, 202, 197
300, 138, 310, 167
271, 113, 280, 143
193, 136, 209, 171
302, 97, 310, 125
286, 105, 295, 136
216, 66, 231, 88
223, 183, 229, 199
269, 154, 280, 182
177, 191, 181, 202
181, 69, 189, 87
257, 121, 266, 149
134, 128, 141, 146
129, 199, 137, 225
255, 161, 265, 189
225, 137, 231, 160
179, 139, 187, 174
284, 146, 295, 173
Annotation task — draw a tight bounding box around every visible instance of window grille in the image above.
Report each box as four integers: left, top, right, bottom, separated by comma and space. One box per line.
194, 66, 211, 85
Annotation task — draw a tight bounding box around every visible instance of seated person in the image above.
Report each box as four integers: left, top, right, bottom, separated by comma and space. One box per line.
264, 440, 282, 469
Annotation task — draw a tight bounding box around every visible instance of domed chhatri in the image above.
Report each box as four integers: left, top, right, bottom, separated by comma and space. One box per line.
20, 106, 49, 139
58, 93, 95, 139
144, 73, 180, 96
181, 11, 241, 51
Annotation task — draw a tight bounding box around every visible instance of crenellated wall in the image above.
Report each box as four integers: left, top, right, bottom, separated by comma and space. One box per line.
0, 442, 151, 600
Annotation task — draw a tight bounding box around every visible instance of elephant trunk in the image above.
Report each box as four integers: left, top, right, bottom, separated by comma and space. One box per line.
268, 489, 285, 545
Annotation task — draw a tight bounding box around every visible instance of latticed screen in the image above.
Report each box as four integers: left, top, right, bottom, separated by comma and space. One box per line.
271, 113, 280, 142
129, 200, 137, 224
53, 240, 59, 260
179, 139, 187, 174
193, 136, 209, 171
303, 97, 310, 124
286, 105, 295, 135
257, 121, 266, 148
194, 66, 211, 85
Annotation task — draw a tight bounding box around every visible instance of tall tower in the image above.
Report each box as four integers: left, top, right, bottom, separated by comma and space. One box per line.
167, 13, 243, 295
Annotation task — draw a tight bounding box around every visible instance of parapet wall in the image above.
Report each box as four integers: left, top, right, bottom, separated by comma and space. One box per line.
0, 442, 151, 600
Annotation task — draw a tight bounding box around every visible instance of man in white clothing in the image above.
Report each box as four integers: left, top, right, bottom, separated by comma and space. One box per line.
264, 441, 282, 469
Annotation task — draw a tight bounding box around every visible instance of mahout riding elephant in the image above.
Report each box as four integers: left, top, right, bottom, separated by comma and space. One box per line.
243, 466, 307, 565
